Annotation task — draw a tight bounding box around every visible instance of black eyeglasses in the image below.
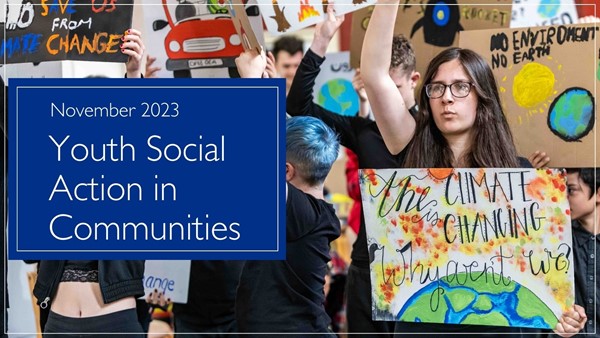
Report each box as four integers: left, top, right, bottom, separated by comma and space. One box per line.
425, 82, 473, 99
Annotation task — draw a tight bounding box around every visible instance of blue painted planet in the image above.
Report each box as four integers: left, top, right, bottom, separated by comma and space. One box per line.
547, 87, 594, 142
397, 273, 557, 329
538, 0, 560, 18
317, 79, 359, 116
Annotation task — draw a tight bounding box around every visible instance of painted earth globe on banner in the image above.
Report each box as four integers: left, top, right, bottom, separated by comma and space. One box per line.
397, 273, 557, 329
538, 0, 560, 18
548, 87, 594, 142
317, 79, 359, 116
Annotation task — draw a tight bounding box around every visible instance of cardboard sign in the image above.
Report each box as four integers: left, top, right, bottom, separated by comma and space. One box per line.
511, 0, 578, 28
143, 260, 191, 303
1, 0, 133, 64
313, 51, 359, 116
460, 24, 598, 167
350, 0, 512, 74
142, 0, 265, 78
360, 168, 574, 329
228, 0, 261, 54
258, 0, 377, 36
597, 43, 600, 95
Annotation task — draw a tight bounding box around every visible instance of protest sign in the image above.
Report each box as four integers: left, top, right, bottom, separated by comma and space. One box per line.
360, 168, 574, 329
511, 0, 578, 28
142, 0, 264, 78
143, 260, 191, 303
1, 0, 133, 64
460, 24, 598, 167
259, 0, 377, 36
350, 0, 512, 74
313, 51, 359, 116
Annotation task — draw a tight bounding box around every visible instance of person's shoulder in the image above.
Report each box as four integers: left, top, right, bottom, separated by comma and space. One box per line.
286, 183, 304, 202
287, 185, 339, 239
572, 219, 591, 236
288, 185, 333, 216
287, 184, 320, 218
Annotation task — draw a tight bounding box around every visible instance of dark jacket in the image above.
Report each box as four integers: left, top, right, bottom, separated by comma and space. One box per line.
32, 260, 145, 309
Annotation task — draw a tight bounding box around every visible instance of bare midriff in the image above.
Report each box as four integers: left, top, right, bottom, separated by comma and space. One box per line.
50, 282, 135, 318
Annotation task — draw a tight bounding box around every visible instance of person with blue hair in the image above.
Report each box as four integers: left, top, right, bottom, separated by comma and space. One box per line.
285, 7, 420, 335
235, 116, 342, 334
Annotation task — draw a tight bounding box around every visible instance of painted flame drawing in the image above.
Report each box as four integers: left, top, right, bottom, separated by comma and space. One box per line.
298, 0, 320, 22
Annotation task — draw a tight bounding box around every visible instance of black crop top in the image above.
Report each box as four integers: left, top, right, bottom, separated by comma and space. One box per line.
61, 260, 99, 282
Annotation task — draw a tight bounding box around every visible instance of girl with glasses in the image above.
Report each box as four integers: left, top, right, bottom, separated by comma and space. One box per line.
360, 0, 587, 336
361, 10, 522, 168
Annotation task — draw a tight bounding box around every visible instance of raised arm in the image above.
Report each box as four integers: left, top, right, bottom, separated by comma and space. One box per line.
360, 0, 415, 155
310, 5, 344, 58
352, 69, 370, 119
287, 4, 344, 119
286, 7, 362, 149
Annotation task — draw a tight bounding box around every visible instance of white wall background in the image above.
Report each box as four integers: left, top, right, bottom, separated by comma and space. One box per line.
7, 261, 37, 337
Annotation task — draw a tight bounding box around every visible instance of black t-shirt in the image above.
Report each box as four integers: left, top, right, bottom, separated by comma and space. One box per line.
235, 184, 341, 333
172, 260, 244, 326
287, 49, 404, 268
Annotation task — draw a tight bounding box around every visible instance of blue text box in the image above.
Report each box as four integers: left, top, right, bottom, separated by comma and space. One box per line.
9, 78, 286, 259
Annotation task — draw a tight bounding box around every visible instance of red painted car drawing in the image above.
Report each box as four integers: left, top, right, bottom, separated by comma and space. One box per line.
153, 0, 258, 77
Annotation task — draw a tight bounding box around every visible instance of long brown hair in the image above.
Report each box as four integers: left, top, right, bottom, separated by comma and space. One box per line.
403, 48, 520, 168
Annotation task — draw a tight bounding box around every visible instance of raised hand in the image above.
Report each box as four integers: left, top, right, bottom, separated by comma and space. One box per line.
145, 55, 162, 78
122, 28, 145, 78
235, 48, 267, 78
310, 4, 345, 57
265, 51, 278, 79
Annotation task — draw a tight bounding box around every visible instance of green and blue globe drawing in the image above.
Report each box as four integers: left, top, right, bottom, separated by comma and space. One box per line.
547, 87, 594, 142
398, 273, 557, 329
538, 0, 560, 18
317, 79, 359, 116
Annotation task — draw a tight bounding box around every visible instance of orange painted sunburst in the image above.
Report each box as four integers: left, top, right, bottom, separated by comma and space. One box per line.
427, 168, 454, 181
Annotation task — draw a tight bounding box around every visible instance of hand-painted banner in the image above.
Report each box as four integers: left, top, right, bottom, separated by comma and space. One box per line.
259, 0, 377, 36
1, 0, 133, 64
142, 0, 264, 78
460, 24, 598, 167
350, 0, 512, 73
511, 0, 578, 28
312, 51, 359, 116
359, 168, 574, 329
143, 260, 191, 303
